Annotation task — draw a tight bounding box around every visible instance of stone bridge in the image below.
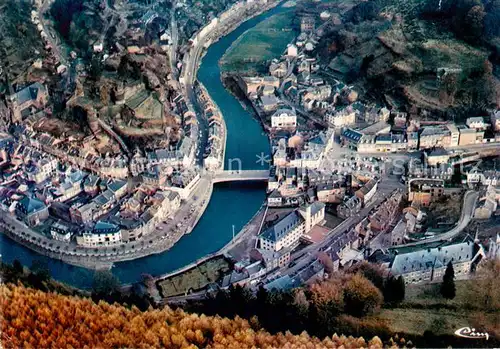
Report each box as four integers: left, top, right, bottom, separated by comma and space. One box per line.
212, 169, 269, 183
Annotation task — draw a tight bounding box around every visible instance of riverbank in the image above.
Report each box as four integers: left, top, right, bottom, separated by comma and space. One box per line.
220, 73, 271, 133
0, 1, 279, 288
0, 176, 214, 270
147, 201, 268, 301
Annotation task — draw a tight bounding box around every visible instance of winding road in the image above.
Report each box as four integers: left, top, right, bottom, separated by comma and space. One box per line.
398, 190, 479, 248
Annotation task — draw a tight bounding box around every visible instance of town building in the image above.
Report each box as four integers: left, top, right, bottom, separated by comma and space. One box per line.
474, 192, 497, 219
424, 148, 450, 166
259, 202, 325, 252
53, 170, 86, 203
271, 108, 297, 129
25, 157, 58, 184
50, 221, 72, 242
239, 76, 280, 97
11, 82, 48, 122
260, 95, 280, 112
269, 61, 288, 78
287, 44, 298, 57
458, 127, 483, 146
389, 241, 484, 284
408, 179, 444, 206
77, 221, 122, 247
300, 16, 315, 33
419, 126, 450, 149
368, 190, 403, 233
15, 196, 49, 227
337, 195, 362, 218
446, 124, 460, 147
325, 107, 357, 128
355, 178, 378, 204
316, 181, 346, 203
250, 247, 291, 271
491, 110, 500, 132
467, 170, 500, 187
169, 170, 200, 199
466, 117, 488, 131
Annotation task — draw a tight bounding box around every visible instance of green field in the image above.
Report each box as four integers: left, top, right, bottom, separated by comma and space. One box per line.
378, 281, 498, 336
157, 256, 230, 298
221, 11, 298, 74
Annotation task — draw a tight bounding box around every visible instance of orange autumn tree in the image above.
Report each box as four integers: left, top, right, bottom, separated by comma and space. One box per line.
1, 283, 391, 349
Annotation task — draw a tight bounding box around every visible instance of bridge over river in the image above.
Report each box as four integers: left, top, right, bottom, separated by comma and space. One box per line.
213, 169, 269, 183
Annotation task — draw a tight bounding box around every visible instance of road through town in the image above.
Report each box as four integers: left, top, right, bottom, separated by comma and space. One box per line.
396, 190, 479, 248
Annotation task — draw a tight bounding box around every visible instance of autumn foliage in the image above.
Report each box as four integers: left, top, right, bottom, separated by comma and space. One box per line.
1, 283, 390, 349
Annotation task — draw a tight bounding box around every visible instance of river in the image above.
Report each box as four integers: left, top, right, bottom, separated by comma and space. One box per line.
0, 3, 290, 289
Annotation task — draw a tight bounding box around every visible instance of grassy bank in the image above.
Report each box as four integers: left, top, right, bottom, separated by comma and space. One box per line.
220, 11, 298, 74
379, 281, 499, 337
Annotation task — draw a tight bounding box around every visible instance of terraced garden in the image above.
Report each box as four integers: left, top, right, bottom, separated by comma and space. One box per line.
157, 256, 231, 297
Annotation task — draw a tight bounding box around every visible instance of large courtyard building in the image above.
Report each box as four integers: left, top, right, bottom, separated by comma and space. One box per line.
258, 202, 325, 252
388, 241, 484, 284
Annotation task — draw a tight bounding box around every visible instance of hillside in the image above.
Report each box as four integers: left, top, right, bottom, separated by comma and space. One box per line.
0, 0, 45, 82
318, 0, 500, 117
1, 283, 389, 349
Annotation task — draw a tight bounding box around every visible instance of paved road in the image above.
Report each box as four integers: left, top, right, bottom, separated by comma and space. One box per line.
396, 190, 479, 248
265, 178, 404, 281
39, 0, 67, 65
170, 2, 180, 80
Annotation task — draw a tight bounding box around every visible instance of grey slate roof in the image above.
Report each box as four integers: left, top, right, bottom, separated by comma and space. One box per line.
260, 211, 304, 242
342, 128, 363, 143
16, 83, 46, 105
18, 195, 46, 214
390, 241, 478, 275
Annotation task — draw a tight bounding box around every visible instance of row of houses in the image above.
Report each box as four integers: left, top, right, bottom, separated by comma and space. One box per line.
272, 129, 335, 169
197, 85, 225, 170
342, 118, 499, 153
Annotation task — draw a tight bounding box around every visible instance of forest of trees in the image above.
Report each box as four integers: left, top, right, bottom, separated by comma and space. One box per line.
422, 0, 500, 43
1, 283, 394, 348
2, 259, 499, 347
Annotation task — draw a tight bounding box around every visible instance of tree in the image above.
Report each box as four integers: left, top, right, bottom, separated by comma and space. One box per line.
440, 261, 456, 299
349, 262, 385, 292
317, 252, 335, 275
383, 276, 405, 304
396, 276, 406, 302
464, 5, 486, 40
12, 259, 23, 275
2, 283, 397, 348
92, 270, 119, 296
465, 260, 500, 311
343, 274, 383, 317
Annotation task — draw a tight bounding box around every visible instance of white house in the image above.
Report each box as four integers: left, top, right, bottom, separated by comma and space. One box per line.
326, 107, 357, 128
50, 221, 72, 242
467, 170, 500, 187
56, 64, 67, 74
287, 44, 298, 57
259, 202, 325, 252
93, 43, 104, 53
271, 108, 297, 129
466, 117, 488, 130
77, 221, 122, 247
